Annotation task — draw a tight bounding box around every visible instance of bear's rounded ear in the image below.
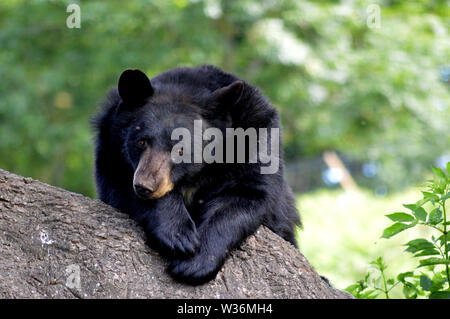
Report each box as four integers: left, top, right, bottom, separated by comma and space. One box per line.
211, 81, 244, 107
118, 69, 154, 106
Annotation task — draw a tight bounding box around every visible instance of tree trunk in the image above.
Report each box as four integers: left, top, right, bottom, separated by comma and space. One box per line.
0, 169, 352, 299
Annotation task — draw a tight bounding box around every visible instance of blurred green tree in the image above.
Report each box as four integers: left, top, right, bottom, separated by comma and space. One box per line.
0, 0, 448, 197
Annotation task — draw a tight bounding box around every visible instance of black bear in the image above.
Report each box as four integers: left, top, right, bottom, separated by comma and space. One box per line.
92, 65, 300, 284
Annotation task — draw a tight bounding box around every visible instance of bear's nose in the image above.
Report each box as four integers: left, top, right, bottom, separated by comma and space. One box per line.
134, 184, 154, 198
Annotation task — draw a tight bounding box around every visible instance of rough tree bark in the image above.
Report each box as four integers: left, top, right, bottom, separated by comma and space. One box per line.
0, 169, 352, 299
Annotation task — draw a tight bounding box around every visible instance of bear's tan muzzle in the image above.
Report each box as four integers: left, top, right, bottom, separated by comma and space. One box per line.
133, 148, 174, 199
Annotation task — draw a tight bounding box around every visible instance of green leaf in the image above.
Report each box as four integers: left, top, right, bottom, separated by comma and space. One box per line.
430, 283, 445, 293
413, 249, 440, 257
437, 233, 450, 247
421, 191, 439, 201
370, 256, 387, 271
415, 197, 430, 207
402, 282, 418, 299
386, 212, 415, 222
345, 284, 360, 295
413, 207, 427, 221
429, 291, 450, 299
402, 204, 427, 221
405, 238, 435, 253
381, 222, 416, 239
447, 162, 450, 176
430, 276, 446, 293
432, 166, 446, 179
419, 275, 432, 291
403, 204, 417, 211
420, 192, 439, 205
418, 257, 450, 267
397, 271, 414, 282
428, 208, 443, 225
360, 289, 379, 299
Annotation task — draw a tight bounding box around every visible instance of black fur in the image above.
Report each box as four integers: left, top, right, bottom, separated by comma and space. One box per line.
92, 65, 301, 284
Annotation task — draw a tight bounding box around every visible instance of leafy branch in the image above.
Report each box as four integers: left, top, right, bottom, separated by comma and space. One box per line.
346, 163, 450, 299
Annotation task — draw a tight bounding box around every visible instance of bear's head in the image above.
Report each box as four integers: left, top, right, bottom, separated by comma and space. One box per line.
116, 69, 243, 200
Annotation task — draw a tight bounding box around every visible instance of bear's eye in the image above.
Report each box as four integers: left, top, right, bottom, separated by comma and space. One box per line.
137, 139, 146, 148
178, 147, 184, 156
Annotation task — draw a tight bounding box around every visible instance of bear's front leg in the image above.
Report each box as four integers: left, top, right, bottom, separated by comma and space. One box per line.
168, 193, 265, 284
135, 191, 200, 258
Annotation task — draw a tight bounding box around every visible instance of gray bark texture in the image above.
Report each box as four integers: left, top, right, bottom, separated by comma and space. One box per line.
0, 168, 352, 299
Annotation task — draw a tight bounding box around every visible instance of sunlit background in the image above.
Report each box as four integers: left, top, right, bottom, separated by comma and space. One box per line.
0, 0, 449, 296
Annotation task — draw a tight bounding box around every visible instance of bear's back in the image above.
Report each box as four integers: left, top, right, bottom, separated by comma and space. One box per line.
152, 65, 279, 130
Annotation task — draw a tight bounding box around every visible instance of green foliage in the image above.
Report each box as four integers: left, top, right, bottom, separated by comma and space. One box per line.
345, 257, 398, 299
0, 0, 449, 196
296, 186, 421, 293
346, 164, 450, 298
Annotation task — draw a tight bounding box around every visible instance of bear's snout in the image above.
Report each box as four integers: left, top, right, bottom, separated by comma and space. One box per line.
133, 148, 174, 200
134, 183, 154, 199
